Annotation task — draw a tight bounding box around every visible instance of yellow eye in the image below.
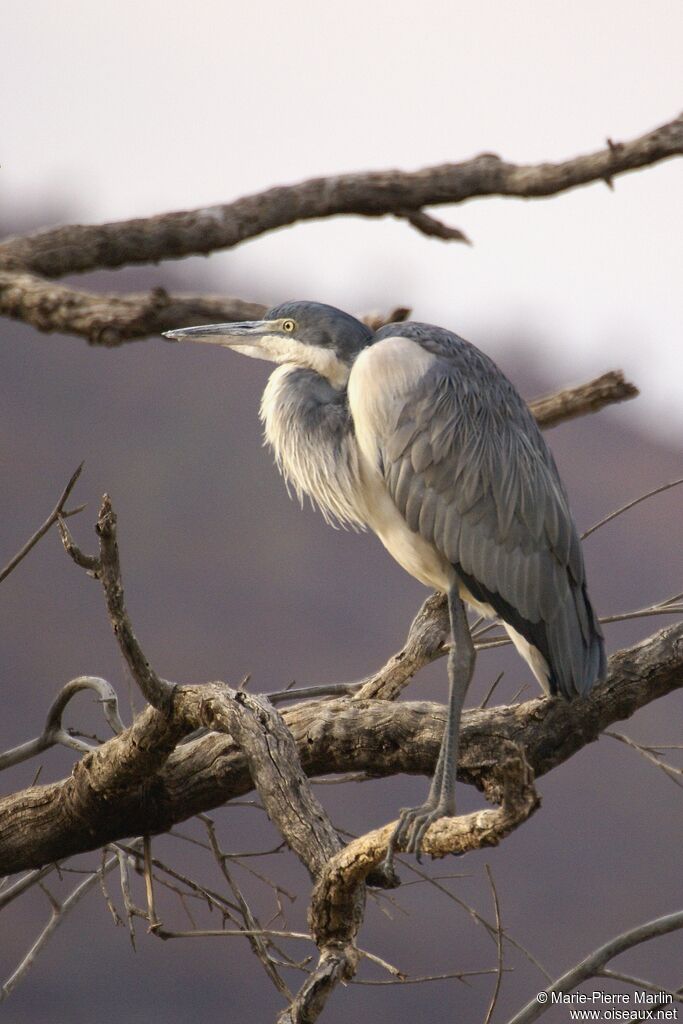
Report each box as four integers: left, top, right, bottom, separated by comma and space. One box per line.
282, 319, 295, 333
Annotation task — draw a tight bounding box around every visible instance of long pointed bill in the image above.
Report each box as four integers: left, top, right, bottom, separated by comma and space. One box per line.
163, 319, 285, 360
163, 320, 276, 348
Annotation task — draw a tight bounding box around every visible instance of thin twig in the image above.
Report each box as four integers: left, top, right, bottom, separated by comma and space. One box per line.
479, 672, 505, 709
483, 865, 505, 1024
599, 969, 683, 1003
399, 860, 552, 982
143, 836, 160, 931
353, 968, 510, 986
606, 731, 683, 788
203, 816, 293, 996
0, 676, 124, 771
1, 847, 137, 1000
0, 865, 56, 911
0, 464, 84, 583
582, 476, 683, 540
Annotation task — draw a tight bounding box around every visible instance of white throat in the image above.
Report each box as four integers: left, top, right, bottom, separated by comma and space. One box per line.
257, 335, 350, 390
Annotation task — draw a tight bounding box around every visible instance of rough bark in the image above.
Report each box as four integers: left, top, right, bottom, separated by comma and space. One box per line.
1, 620, 680, 877
0, 113, 680, 278
0, 272, 265, 346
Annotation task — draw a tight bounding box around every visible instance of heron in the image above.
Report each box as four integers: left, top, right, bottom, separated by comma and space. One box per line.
164, 301, 606, 869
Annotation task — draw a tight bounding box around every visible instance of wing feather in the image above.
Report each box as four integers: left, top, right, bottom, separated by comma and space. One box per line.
348, 328, 605, 697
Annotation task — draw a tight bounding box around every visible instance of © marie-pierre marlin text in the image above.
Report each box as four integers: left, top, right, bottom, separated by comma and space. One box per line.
550, 993, 673, 1005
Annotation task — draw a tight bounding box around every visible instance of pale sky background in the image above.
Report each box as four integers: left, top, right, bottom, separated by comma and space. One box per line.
2, 0, 682, 444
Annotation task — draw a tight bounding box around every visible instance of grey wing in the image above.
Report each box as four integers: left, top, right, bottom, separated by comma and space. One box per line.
356, 329, 605, 698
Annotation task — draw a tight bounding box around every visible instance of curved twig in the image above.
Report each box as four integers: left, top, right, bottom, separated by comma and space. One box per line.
0, 676, 124, 771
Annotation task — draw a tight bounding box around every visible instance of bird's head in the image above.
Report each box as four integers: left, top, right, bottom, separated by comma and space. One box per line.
163, 300, 373, 389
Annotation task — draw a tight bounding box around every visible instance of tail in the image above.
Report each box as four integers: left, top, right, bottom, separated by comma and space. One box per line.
545, 583, 606, 699
455, 564, 606, 701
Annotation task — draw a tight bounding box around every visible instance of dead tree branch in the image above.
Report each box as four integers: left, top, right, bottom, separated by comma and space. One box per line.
60, 496, 175, 712
529, 370, 639, 428
0, 270, 410, 345
1, 113, 680, 278
0, 618, 680, 877
0, 272, 266, 346
0, 676, 123, 770
1, 849, 126, 1001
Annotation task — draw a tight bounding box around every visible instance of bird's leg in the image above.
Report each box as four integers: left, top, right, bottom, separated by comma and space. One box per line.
382, 587, 475, 874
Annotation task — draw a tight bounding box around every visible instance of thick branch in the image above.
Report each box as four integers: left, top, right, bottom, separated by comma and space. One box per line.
0, 705, 186, 874
355, 592, 451, 700
0, 270, 638, 433
1, 113, 680, 278
0, 272, 266, 346
0, 271, 410, 345
174, 686, 343, 879
0, 621, 680, 876
174, 685, 362, 1024
310, 752, 537, 943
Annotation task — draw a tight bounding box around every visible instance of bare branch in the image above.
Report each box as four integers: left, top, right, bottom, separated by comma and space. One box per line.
0, 268, 412, 349
60, 495, 175, 712
0, 865, 56, 912
606, 731, 683, 788
0, 676, 123, 771
1, 113, 680, 278
582, 476, 683, 540
1, 619, 681, 877
353, 967, 508, 986
1, 845, 142, 1000
293, 751, 536, 1024
202, 820, 292, 998
355, 592, 450, 700
0, 463, 84, 584
0, 272, 266, 346
507, 909, 683, 1024
528, 370, 638, 429
174, 687, 344, 880
483, 864, 504, 1024
181, 686, 361, 1021
600, 970, 683, 1003
398, 858, 553, 982
396, 209, 471, 244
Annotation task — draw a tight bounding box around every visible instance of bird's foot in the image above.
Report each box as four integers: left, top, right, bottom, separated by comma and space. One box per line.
380, 796, 455, 879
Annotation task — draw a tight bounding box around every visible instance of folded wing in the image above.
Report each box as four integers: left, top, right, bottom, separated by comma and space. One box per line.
349, 325, 606, 698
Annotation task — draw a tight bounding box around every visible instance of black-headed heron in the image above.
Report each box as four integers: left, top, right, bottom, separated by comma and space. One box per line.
164, 301, 605, 871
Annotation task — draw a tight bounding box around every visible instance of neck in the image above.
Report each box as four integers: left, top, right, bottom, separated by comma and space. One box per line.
259, 365, 364, 529
291, 347, 350, 390
257, 337, 351, 390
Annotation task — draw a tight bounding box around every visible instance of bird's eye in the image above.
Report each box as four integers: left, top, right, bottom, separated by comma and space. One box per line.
282, 320, 295, 333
